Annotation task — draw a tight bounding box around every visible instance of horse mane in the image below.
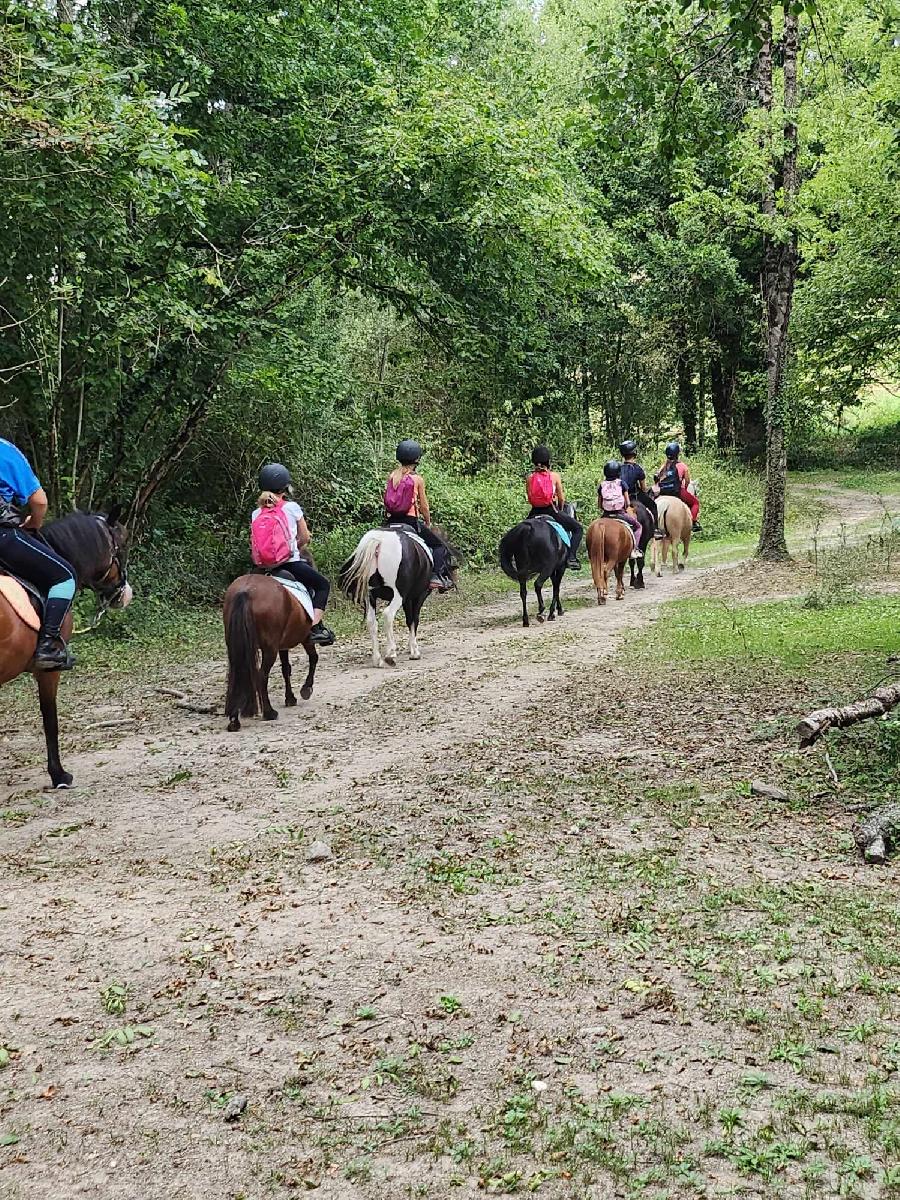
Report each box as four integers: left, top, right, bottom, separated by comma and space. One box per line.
42, 511, 111, 582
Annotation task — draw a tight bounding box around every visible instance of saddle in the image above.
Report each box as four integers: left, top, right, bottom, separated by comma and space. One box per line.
384, 524, 434, 562
0, 570, 43, 631
532, 515, 571, 548
601, 511, 634, 531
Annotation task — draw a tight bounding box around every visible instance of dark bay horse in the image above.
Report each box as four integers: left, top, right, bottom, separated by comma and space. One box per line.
499, 513, 570, 627
340, 528, 433, 667
629, 499, 655, 589
0, 508, 131, 789
223, 574, 318, 731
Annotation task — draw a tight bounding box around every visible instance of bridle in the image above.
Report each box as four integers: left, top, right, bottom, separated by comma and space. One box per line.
72, 518, 129, 634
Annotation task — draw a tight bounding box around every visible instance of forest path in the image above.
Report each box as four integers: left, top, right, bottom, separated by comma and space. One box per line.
0, 484, 894, 1200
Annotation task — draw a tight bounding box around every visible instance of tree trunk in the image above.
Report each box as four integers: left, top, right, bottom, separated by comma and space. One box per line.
676, 352, 697, 451
757, 8, 799, 561
710, 357, 736, 449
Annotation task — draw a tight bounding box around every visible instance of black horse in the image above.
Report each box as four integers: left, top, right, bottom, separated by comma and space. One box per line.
499, 504, 575, 627
629, 499, 655, 589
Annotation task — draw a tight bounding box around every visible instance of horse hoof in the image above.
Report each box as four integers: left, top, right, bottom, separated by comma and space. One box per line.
299, 686, 313, 700
536, 614, 545, 624
410, 650, 421, 661
285, 695, 298, 707
598, 596, 606, 605
227, 718, 240, 732
263, 709, 278, 721
47, 776, 74, 790
678, 564, 685, 572
384, 655, 396, 667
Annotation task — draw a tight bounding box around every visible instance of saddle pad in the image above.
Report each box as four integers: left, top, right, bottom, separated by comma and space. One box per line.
387, 526, 434, 564
272, 576, 315, 621
535, 517, 571, 549
0, 576, 41, 631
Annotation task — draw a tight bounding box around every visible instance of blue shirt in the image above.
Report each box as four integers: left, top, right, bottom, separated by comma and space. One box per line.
0, 439, 41, 506
620, 461, 645, 498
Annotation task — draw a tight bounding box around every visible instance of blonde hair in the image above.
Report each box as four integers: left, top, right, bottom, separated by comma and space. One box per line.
256, 489, 281, 509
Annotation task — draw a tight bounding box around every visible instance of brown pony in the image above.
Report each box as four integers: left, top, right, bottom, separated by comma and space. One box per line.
222, 574, 317, 732
0, 509, 131, 790
652, 496, 692, 575
586, 517, 633, 604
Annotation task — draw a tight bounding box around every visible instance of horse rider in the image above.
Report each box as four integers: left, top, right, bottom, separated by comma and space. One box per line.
525, 446, 582, 570
0, 438, 77, 671
252, 463, 336, 645
619, 439, 658, 525
383, 439, 453, 591
655, 441, 702, 532
598, 460, 642, 557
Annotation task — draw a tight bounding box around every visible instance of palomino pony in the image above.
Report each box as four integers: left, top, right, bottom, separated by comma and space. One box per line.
628, 499, 655, 590
223, 574, 318, 731
0, 508, 132, 789
586, 516, 633, 604
341, 527, 433, 667
499, 506, 574, 627
653, 496, 692, 575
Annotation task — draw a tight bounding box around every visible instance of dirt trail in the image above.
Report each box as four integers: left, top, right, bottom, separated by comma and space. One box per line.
0, 488, 894, 1200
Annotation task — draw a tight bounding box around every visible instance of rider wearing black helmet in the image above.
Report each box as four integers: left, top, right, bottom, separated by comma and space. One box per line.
525, 446, 583, 569
618, 439, 657, 523
383, 440, 453, 591
655, 442, 701, 530
252, 463, 336, 645
598, 460, 641, 556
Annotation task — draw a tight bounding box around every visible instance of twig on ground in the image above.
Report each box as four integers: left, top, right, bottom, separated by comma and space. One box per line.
155, 687, 219, 715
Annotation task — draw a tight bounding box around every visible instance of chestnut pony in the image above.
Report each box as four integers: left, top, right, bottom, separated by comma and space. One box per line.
222, 574, 318, 731
0, 508, 131, 790
586, 516, 633, 604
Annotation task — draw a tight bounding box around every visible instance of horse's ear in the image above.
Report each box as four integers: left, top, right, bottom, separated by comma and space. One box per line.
105, 502, 123, 527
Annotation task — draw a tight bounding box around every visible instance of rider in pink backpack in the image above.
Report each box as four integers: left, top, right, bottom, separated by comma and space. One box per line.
525, 446, 582, 569
383, 439, 453, 591
250, 463, 335, 646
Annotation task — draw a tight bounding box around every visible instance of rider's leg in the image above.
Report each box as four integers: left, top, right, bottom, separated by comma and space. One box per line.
554, 510, 583, 568
280, 560, 335, 646
625, 512, 642, 556
418, 527, 452, 589
680, 487, 700, 525
0, 530, 77, 670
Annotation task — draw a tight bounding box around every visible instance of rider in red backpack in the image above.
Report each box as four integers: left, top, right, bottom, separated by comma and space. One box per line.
251, 463, 335, 646
383, 439, 453, 591
525, 446, 582, 569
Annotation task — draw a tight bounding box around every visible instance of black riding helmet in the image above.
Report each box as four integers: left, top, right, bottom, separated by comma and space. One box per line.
396, 439, 423, 465
619, 439, 638, 457
603, 460, 622, 480
258, 462, 292, 492
531, 445, 551, 466
665, 441, 681, 459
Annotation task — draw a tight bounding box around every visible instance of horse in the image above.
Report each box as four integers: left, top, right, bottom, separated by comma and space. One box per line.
222, 573, 318, 731
629, 499, 655, 590
653, 496, 692, 575
340, 527, 433, 667
499, 507, 572, 627
0, 508, 131, 790
586, 515, 633, 604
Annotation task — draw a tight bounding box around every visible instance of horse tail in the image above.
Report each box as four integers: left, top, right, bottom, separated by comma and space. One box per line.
224, 589, 260, 720
500, 523, 532, 579
588, 521, 607, 588
342, 532, 382, 606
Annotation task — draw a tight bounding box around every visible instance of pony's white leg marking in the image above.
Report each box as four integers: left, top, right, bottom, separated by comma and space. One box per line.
366, 600, 382, 667
408, 625, 420, 660
382, 590, 404, 665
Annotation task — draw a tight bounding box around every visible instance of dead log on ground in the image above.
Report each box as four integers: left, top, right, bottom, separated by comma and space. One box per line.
854, 803, 900, 864
796, 683, 900, 748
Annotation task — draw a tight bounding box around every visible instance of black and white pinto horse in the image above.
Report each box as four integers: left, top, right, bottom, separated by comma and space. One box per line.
629, 499, 655, 590
499, 503, 575, 628
341, 528, 433, 667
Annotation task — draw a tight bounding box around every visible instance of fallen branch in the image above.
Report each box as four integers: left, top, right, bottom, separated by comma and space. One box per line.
155, 687, 219, 716
796, 683, 900, 747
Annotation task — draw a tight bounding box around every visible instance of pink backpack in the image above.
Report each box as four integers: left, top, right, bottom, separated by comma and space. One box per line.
251, 501, 292, 567
527, 469, 555, 507
600, 480, 626, 512
384, 472, 416, 516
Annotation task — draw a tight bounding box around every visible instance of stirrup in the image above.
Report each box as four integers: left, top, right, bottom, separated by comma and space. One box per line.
32, 636, 76, 672
309, 622, 336, 647
566, 557, 581, 570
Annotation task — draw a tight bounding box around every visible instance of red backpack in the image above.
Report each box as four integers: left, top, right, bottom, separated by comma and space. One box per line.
384, 472, 416, 516
527, 469, 555, 507
250, 501, 292, 567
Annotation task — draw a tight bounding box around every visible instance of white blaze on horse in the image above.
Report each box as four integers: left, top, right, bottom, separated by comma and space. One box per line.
652, 496, 692, 575
341, 529, 434, 667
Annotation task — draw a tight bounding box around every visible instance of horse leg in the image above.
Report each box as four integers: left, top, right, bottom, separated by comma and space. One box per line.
299, 640, 318, 700
405, 593, 426, 659
36, 670, 72, 789
551, 568, 564, 618
259, 647, 278, 720
671, 540, 679, 574
280, 649, 297, 707
519, 577, 529, 628
629, 556, 635, 587
615, 560, 626, 600
382, 590, 404, 666
366, 596, 383, 668
535, 576, 548, 622
680, 534, 689, 572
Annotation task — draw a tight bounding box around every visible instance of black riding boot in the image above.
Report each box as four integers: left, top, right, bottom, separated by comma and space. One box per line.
310, 622, 336, 647
33, 597, 75, 672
